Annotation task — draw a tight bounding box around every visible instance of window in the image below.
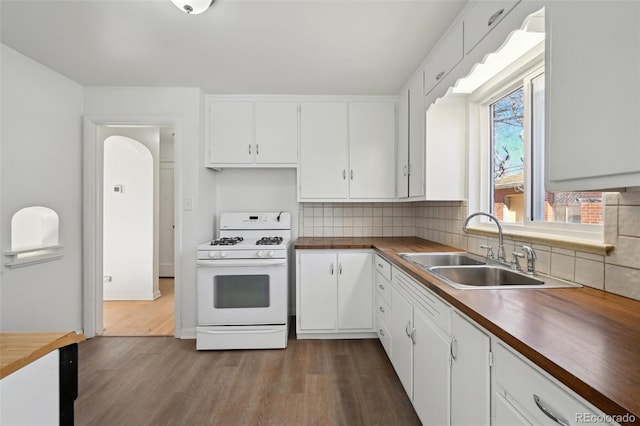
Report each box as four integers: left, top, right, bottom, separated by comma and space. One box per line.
466, 50, 603, 240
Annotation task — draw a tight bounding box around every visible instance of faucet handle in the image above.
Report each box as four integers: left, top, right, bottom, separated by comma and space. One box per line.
520, 245, 537, 274
480, 244, 494, 259
511, 252, 525, 271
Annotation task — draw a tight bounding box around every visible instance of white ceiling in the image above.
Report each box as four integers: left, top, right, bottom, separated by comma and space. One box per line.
0, 0, 467, 95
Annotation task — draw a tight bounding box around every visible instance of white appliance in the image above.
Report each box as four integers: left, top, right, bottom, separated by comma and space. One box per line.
196, 212, 291, 350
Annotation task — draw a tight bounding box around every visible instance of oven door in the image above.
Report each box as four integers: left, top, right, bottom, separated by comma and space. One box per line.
197, 259, 287, 326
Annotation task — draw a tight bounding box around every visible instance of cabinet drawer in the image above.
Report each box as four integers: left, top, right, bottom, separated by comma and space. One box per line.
393, 267, 450, 335
494, 343, 614, 426
423, 20, 463, 95
376, 318, 392, 358
374, 254, 392, 281
376, 292, 391, 328
375, 273, 392, 306
463, 0, 520, 54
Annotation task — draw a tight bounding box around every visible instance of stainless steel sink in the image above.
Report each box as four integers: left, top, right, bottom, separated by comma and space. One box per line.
399, 252, 581, 290
399, 252, 486, 267
430, 265, 544, 288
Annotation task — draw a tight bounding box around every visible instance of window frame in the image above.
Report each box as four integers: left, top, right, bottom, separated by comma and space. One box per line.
466, 53, 604, 242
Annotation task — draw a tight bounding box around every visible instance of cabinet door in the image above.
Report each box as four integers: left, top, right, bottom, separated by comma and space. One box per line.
413, 308, 451, 426
337, 252, 373, 330
390, 287, 413, 398
546, 1, 640, 190
397, 89, 410, 198
299, 102, 349, 199
464, 0, 520, 54
348, 102, 396, 199
408, 74, 425, 198
424, 20, 464, 95
209, 101, 254, 164
299, 252, 337, 331
451, 311, 491, 426
255, 101, 298, 165
425, 96, 466, 200
494, 392, 531, 426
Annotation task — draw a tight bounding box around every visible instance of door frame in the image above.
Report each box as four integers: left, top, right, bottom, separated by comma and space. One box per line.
83, 115, 183, 338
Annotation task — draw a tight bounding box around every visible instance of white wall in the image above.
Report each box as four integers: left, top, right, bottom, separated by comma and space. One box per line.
0, 44, 84, 332
83, 87, 211, 338
103, 134, 156, 300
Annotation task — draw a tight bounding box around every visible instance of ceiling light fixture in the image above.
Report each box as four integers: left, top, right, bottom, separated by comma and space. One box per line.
171, 0, 213, 15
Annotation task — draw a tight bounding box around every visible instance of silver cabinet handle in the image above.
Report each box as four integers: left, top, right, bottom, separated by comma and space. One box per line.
379, 329, 385, 337
488, 8, 505, 26
377, 263, 384, 269
339, 263, 342, 275
435, 71, 445, 81
407, 164, 411, 176
378, 284, 385, 290
379, 306, 385, 313
256, 143, 259, 155
533, 395, 569, 426
248, 144, 252, 155
330, 263, 334, 275
350, 170, 354, 180
410, 328, 416, 345
450, 338, 458, 361
405, 322, 411, 338
343, 169, 346, 180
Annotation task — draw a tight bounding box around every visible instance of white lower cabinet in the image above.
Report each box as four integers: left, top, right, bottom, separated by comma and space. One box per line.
296, 250, 374, 338
450, 311, 491, 426
391, 267, 454, 425
493, 342, 615, 426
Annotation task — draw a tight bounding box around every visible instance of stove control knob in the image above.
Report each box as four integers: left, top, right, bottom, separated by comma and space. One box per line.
219, 252, 226, 258
208, 251, 216, 258
257, 250, 265, 258
267, 251, 275, 258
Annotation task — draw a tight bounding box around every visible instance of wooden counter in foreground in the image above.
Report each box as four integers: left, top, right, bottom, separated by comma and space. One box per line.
0, 331, 85, 379
294, 237, 640, 423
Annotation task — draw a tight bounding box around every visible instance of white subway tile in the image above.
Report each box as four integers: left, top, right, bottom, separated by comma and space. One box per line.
605, 264, 640, 301
575, 258, 604, 290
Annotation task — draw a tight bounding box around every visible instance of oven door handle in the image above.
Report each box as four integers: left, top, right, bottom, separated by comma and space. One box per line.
199, 328, 283, 335
197, 259, 287, 267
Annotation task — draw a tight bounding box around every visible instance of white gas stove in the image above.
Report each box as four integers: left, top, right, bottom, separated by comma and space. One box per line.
196, 212, 291, 350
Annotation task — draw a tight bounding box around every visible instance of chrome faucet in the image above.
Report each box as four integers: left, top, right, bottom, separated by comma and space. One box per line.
463, 212, 506, 263
520, 245, 537, 275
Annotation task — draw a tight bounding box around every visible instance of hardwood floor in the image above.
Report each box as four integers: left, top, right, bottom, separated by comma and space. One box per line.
102, 278, 175, 336
75, 333, 420, 425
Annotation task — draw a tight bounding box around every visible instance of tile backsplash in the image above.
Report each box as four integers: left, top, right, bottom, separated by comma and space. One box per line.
299, 192, 640, 301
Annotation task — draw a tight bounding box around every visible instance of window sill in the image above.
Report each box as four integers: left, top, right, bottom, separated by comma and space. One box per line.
4, 245, 64, 268
463, 226, 613, 256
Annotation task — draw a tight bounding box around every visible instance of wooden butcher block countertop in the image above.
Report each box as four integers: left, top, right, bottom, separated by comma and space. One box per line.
0, 331, 85, 379
295, 237, 640, 422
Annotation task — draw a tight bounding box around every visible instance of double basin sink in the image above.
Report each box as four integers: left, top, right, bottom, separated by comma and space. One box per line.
399, 252, 581, 290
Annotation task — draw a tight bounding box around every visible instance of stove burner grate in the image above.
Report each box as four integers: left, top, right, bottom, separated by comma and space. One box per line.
211, 237, 244, 246
256, 236, 284, 246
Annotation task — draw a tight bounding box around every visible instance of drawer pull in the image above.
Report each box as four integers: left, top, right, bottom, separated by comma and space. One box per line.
378, 284, 385, 290
533, 395, 569, 426
379, 329, 385, 337
488, 8, 505, 26
435, 71, 445, 81
379, 306, 385, 313
377, 263, 384, 268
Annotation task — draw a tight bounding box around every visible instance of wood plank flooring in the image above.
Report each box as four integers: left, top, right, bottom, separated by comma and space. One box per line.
75, 333, 420, 425
102, 278, 174, 336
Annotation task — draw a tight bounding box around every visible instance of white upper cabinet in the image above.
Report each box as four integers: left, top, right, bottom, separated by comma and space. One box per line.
349, 102, 396, 199
299, 100, 396, 201
299, 102, 349, 200
545, 1, 640, 191
424, 20, 464, 96
463, 0, 520, 54
208, 100, 254, 165
425, 95, 466, 200
206, 98, 298, 168
254, 101, 298, 165
398, 72, 425, 199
